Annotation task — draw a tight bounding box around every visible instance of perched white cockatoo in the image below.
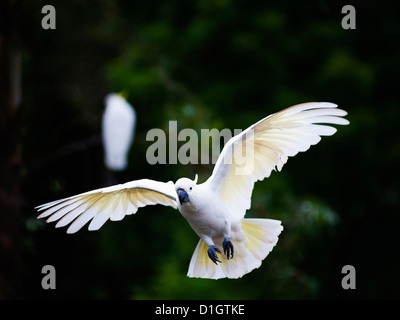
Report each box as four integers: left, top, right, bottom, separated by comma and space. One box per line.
36, 102, 349, 279
102, 93, 136, 171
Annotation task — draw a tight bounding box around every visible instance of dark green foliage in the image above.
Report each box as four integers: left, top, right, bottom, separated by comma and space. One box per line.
14, 0, 400, 299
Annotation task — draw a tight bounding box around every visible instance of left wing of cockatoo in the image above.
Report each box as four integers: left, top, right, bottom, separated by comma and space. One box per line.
36, 179, 177, 233
206, 102, 349, 221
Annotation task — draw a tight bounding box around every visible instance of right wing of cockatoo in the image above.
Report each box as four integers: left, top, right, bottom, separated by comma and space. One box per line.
36, 179, 177, 233
206, 102, 349, 222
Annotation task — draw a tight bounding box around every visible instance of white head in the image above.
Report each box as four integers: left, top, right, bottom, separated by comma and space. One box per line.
175, 174, 198, 205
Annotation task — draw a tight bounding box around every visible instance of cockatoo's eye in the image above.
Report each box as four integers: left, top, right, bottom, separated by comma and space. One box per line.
189, 187, 192, 191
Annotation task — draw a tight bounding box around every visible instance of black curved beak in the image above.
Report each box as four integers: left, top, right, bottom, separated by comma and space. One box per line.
177, 188, 189, 205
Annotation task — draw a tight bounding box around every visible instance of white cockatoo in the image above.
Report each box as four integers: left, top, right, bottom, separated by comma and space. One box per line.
102, 93, 136, 171
36, 102, 349, 279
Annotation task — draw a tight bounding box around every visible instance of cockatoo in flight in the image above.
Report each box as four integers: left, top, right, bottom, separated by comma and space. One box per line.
36, 102, 349, 279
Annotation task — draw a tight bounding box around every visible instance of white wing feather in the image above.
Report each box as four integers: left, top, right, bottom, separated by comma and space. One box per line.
205, 102, 349, 221
36, 179, 177, 233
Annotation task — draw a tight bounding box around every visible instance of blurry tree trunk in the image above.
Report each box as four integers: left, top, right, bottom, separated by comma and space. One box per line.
0, 0, 22, 299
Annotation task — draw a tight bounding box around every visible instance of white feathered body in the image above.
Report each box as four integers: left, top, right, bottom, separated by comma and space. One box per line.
177, 182, 239, 244
176, 179, 283, 279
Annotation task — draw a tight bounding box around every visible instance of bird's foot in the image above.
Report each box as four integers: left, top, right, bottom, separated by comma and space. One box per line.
207, 245, 222, 265
223, 237, 234, 260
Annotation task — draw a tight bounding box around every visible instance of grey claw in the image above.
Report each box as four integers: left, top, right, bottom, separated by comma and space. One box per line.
207, 245, 222, 265
223, 237, 234, 259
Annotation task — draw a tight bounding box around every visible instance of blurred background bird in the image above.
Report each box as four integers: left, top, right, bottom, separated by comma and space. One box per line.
102, 93, 136, 172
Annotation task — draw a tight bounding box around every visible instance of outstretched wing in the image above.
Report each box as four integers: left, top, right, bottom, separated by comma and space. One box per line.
36, 179, 177, 233
205, 102, 349, 221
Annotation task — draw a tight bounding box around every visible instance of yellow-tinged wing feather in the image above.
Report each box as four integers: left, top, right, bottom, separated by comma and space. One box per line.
36, 179, 177, 233
206, 102, 349, 221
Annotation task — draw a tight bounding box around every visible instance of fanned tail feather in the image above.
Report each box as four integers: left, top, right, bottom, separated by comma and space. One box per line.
187, 218, 283, 279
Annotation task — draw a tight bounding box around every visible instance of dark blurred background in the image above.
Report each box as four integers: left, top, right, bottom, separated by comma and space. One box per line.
1, 0, 399, 299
